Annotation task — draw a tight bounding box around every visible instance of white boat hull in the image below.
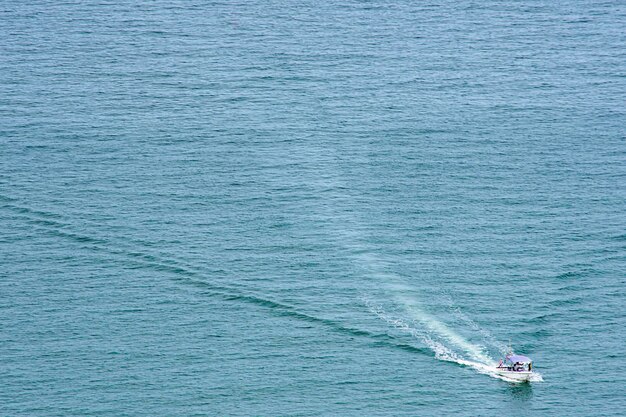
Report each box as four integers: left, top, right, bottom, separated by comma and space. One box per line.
495, 369, 533, 382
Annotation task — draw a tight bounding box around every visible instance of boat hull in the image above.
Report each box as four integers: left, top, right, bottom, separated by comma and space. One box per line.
494, 369, 533, 382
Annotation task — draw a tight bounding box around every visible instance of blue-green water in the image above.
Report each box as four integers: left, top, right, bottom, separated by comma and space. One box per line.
1, 1, 625, 415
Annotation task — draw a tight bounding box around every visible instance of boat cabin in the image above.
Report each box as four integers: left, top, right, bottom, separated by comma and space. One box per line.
497, 354, 533, 372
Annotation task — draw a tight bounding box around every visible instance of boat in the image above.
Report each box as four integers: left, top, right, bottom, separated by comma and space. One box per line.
495, 354, 534, 382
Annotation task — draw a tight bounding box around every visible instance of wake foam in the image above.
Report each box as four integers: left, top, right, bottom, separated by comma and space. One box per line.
364, 297, 543, 383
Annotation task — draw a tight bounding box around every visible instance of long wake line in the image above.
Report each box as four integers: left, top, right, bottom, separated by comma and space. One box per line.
1, 198, 435, 359
3, 196, 542, 382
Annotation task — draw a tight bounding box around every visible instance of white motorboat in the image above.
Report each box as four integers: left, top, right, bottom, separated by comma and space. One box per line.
495, 354, 534, 382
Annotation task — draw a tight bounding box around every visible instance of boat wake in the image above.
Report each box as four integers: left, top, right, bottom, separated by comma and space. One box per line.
364, 295, 543, 383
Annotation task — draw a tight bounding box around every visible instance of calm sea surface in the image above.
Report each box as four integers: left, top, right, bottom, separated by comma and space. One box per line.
1, 1, 625, 415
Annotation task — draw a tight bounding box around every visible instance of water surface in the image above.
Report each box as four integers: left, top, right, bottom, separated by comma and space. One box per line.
1, 1, 625, 415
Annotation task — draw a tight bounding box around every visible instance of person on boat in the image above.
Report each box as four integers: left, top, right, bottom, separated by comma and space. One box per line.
528, 362, 532, 371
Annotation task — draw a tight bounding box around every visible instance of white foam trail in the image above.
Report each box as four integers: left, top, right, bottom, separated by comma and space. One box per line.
397, 295, 493, 364
364, 296, 543, 383
317, 184, 536, 381
382, 283, 494, 364
364, 298, 459, 361
441, 293, 509, 355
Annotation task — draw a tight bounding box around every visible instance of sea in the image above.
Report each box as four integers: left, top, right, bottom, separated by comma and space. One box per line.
1, 1, 625, 416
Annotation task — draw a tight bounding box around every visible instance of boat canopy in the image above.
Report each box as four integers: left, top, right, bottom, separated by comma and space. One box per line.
506, 354, 532, 363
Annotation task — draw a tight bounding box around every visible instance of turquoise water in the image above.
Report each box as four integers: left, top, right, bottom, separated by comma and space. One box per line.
1, 1, 625, 415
